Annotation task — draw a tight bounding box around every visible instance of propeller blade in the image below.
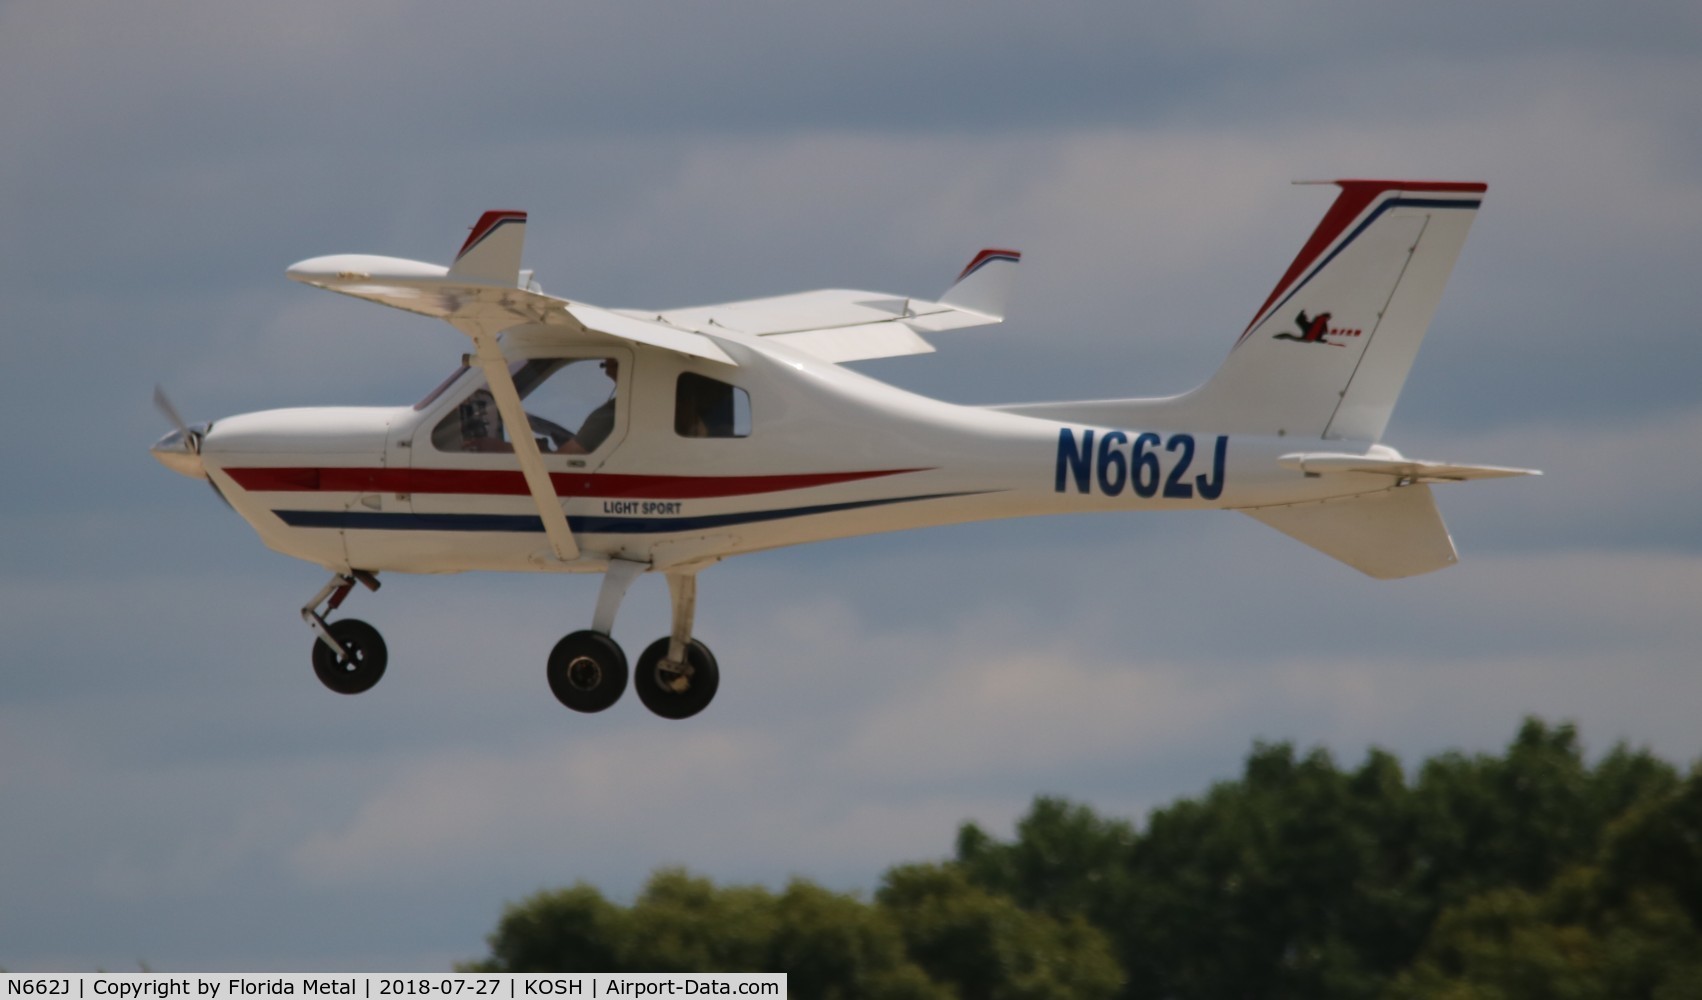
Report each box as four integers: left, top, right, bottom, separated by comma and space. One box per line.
154, 384, 190, 436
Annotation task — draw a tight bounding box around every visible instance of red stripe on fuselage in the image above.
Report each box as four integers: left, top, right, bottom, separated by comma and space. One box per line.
223, 467, 929, 499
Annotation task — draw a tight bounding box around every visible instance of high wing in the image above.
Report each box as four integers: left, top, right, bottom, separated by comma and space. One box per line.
286, 211, 1019, 366
285, 212, 734, 366
286, 255, 737, 366
631, 248, 1022, 364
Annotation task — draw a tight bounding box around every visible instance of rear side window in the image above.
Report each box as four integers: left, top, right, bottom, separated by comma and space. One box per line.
675, 373, 751, 438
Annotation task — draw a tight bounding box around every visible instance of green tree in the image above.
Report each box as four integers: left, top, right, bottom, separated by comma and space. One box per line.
878, 863, 1123, 1000
952, 718, 1684, 999
1391, 765, 1702, 999
768, 880, 947, 1000
957, 796, 1138, 922
466, 718, 1695, 1000
1387, 872, 1702, 999
1601, 763, 1702, 926
462, 883, 623, 973
618, 869, 778, 972
466, 869, 969, 996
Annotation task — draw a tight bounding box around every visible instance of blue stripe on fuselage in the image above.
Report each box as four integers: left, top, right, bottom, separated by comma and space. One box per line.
274, 492, 990, 535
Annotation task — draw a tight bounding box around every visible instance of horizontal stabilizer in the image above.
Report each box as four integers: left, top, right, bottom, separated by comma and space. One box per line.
1243, 484, 1457, 579
1280, 450, 1541, 482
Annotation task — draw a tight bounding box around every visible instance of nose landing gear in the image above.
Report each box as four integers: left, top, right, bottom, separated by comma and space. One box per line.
303, 571, 387, 694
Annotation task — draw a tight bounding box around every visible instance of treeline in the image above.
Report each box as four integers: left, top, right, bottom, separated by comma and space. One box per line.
462, 718, 1702, 998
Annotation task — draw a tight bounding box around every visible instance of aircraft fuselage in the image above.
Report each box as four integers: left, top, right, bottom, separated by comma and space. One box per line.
194, 334, 1388, 577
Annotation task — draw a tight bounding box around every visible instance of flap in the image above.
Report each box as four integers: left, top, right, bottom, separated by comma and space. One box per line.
765, 323, 936, 364
563, 304, 736, 365
644, 288, 1001, 364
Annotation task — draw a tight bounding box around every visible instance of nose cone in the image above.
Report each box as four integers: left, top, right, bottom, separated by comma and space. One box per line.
151, 424, 208, 479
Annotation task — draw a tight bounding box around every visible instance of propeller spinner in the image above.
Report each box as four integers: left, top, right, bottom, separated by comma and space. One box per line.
151, 385, 209, 479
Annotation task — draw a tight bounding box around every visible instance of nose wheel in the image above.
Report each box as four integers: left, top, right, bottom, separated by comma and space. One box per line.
311, 618, 388, 694
303, 571, 387, 695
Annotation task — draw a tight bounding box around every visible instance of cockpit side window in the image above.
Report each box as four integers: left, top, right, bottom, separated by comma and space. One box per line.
675, 372, 751, 438
430, 357, 621, 454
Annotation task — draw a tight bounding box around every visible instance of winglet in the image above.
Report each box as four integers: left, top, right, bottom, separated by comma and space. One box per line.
940, 248, 1021, 319
450, 210, 528, 285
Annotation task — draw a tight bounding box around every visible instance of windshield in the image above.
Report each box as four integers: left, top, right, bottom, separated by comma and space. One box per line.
414, 364, 470, 411
429, 357, 620, 455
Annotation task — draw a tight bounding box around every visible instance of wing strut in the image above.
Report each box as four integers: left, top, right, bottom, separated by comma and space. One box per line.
463, 321, 579, 561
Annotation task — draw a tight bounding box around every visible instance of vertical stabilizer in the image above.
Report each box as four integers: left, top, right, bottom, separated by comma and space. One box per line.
1208, 180, 1485, 441
989, 182, 1484, 439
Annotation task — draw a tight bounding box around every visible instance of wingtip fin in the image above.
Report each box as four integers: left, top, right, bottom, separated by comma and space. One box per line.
450, 210, 528, 285
941, 247, 1021, 319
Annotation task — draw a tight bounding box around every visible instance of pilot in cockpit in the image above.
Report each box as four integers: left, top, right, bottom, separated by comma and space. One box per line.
432, 357, 618, 455
553, 359, 617, 454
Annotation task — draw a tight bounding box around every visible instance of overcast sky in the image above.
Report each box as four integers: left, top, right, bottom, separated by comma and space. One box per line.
3, 0, 1700, 972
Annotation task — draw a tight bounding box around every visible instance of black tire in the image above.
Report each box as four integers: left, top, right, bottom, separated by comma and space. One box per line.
311, 619, 388, 695
547, 630, 628, 713
633, 637, 719, 720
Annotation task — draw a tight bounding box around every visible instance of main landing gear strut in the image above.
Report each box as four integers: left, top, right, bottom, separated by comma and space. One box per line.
299, 561, 719, 719
546, 560, 719, 720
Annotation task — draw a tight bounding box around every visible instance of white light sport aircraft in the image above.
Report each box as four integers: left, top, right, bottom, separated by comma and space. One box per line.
153, 179, 1536, 719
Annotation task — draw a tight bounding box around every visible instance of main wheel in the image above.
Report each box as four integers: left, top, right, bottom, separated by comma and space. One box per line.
311, 619, 388, 694
633, 637, 719, 720
547, 630, 628, 713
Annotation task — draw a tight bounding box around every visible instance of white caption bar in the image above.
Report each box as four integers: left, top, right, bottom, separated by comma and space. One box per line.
0, 976, 785, 1000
